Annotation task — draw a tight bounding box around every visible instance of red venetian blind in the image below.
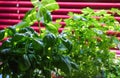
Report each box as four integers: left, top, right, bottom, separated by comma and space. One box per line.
0, 0, 120, 57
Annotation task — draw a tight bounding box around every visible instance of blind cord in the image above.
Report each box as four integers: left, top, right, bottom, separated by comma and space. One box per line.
16, 0, 20, 20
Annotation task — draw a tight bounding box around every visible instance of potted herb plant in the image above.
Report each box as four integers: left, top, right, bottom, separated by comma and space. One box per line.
0, 0, 78, 78
61, 7, 120, 78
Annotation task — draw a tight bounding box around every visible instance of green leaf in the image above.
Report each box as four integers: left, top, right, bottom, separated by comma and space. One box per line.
18, 54, 31, 72
53, 55, 72, 75
23, 8, 37, 26
60, 56, 72, 75
6, 26, 16, 36
61, 36, 72, 52
1, 39, 11, 48
27, 54, 37, 68
32, 39, 44, 51
70, 62, 79, 70
81, 7, 94, 14
36, 6, 41, 21
111, 8, 120, 15
43, 33, 57, 47
13, 33, 26, 41
58, 43, 68, 51
12, 48, 25, 55
18, 27, 38, 38
30, 0, 39, 7
0, 30, 5, 40
95, 10, 107, 16
40, 7, 52, 23
73, 14, 87, 21
41, 0, 59, 12
45, 22, 58, 34
1, 48, 11, 54
15, 21, 28, 29
28, 54, 36, 63
26, 27, 35, 33
18, 27, 28, 33
26, 27, 39, 37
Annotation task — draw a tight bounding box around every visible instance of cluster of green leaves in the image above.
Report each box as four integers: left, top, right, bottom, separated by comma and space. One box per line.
62, 7, 120, 78
0, 27, 77, 78
0, 0, 78, 78
0, 0, 59, 39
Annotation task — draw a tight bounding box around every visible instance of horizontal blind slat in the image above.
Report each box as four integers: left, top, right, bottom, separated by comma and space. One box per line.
0, 7, 31, 13
1, 0, 120, 2
1, 13, 120, 22
1, 1, 120, 9
58, 2, 120, 9
0, 1, 17, 7
0, 7, 119, 16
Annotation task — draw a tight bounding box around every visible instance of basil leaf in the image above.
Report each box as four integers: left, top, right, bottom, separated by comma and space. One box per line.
41, 0, 59, 12
0, 30, 5, 40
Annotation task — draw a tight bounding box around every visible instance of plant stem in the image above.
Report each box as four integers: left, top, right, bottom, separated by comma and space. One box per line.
38, 21, 41, 34
25, 40, 28, 53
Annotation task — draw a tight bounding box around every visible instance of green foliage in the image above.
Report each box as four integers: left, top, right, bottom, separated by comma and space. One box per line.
1, 0, 59, 38
0, 26, 77, 78
0, 0, 77, 78
62, 7, 120, 78
30, 0, 39, 7
0, 30, 5, 40
45, 22, 58, 34
1, 0, 120, 77
110, 8, 120, 15
43, 33, 57, 47
23, 8, 37, 25
41, 0, 59, 12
